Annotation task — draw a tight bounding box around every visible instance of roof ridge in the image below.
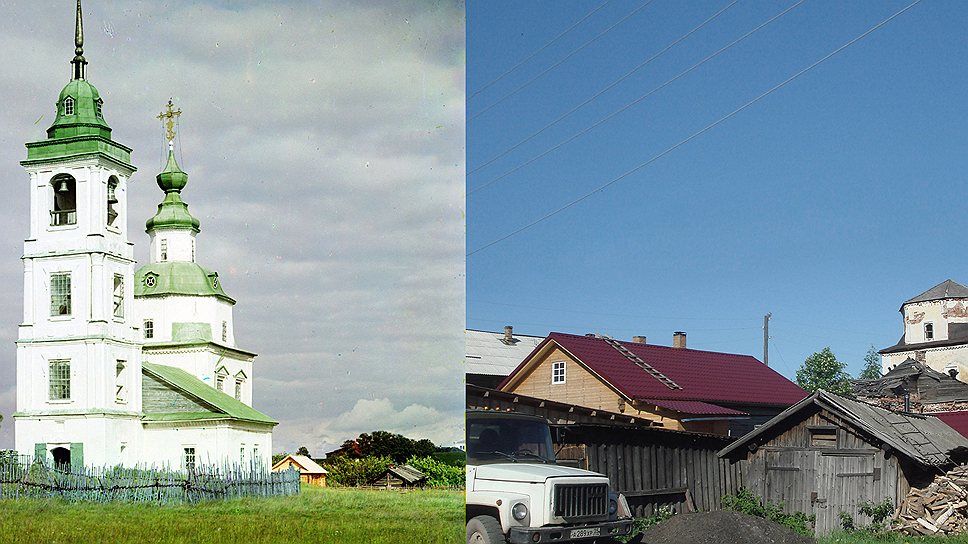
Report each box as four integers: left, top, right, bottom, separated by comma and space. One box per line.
551, 331, 762, 360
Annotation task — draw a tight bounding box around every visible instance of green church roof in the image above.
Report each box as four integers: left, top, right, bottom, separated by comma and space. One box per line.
142, 363, 276, 425
21, 0, 133, 171
135, 261, 235, 304
145, 150, 200, 232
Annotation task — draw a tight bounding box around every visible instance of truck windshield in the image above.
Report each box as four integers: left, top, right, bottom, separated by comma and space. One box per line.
467, 417, 556, 464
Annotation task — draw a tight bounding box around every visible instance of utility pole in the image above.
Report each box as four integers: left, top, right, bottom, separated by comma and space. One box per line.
763, 313, 771, 366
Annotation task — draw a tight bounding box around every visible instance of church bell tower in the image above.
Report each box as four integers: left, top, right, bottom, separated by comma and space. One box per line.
14, 0, 144, 468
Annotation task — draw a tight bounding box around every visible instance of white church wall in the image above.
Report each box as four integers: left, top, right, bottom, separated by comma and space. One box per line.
148, 229, 197, 264
143, 423, 272, 469
16, 413, 143, 467
138, 295, 236, 346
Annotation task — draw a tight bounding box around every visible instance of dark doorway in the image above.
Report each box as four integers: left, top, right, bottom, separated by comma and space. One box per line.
51, 447, 70, 469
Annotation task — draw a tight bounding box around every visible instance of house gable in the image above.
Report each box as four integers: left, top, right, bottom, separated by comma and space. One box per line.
502, 341, 628, 413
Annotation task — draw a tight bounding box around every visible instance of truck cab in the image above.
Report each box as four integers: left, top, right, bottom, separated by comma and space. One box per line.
466, 410, 633, 544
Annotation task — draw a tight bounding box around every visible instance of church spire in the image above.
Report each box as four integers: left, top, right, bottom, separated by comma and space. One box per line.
71, 0, 87, 80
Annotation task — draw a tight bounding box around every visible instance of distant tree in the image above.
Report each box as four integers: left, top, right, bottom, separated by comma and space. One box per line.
271, 451, 289, 466
796, 347, 853, 397
296, 446, 311, 457
328, 431, 439, 463
858, 346, 882, 380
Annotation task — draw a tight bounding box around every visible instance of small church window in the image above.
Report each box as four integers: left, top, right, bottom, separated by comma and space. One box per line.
160, 239, 168, 261
95, 98, 103, 118
240, 446, 245, 464
113, 275, 124, 318
50, 273, 71, 316
116, 360, 126, 403
222, 321, 228, 342
216, 368, 228, 392
49, 360, 71, 400
235, 377, 243, 401
183, 447, 196, 472
144, 320, 154, 339
64, 96, 75, 116
552, 361, 566, 384
925, 322, 934, 341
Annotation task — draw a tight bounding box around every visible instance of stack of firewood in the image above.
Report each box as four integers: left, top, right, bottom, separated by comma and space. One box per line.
895, 466, 968, 535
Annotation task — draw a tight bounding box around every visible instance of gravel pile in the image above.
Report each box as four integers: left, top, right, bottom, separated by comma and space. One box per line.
634, 510, 815, 544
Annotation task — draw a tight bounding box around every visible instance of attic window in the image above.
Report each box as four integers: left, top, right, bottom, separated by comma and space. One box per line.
925, 322, 934, 341
809, 427, 837, 448
552, 361, 565, 384
95, 98, 103, 118
64, 96, 75, 116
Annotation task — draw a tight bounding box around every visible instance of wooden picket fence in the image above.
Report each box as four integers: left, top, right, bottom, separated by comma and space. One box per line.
0, 455, 300, 504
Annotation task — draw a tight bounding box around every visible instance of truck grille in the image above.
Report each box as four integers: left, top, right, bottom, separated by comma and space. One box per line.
553, 483, 608, 520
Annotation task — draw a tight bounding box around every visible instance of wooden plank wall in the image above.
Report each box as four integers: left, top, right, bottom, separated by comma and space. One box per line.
556, 425, 745, 517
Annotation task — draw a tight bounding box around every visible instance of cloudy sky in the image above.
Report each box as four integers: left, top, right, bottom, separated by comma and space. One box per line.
0, 0, 464, 455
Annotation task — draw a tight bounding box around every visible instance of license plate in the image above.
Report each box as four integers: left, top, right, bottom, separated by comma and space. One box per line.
570, 527, 601, 539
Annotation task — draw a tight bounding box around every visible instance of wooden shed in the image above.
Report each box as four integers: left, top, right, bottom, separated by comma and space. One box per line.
271, 454, 327, 487
720, 391, 968, 535
372, 464, 427, 489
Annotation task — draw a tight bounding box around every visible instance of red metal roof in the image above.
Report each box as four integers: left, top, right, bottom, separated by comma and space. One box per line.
930, 411, 968, 440
642, 399, 747, 416
509, 332, 807, 408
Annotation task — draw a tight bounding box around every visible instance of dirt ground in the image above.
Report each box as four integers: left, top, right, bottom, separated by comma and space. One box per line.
633, 510, 816, 544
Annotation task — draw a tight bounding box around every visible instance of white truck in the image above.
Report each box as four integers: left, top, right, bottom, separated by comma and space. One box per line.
466, 410, 633, 544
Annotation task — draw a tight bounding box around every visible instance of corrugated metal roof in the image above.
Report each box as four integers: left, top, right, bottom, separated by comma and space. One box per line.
905, 279, 968, 304
386, 464, 426, 484
642, 399, 747, 416
466, 328, 544, 377
720, 391, 968, 466
508, 333, 806, 407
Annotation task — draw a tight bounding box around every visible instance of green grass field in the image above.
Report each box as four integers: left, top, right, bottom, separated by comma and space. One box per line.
819, 532, 968, 543
0, 485, 464, 544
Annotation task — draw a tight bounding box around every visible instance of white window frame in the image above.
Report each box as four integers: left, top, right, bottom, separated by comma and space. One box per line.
552, 361, 566, 384
64, 96, 75, 115
49, 359, 71, 401
160, 239, 168, 262
183, 446, 196, 472
50, 272, 71, 316
115, 360, 126, 403
113, 274, 124, 319
144, 319, 154, 339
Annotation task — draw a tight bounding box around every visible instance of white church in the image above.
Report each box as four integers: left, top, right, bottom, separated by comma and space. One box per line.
13, 1, 275, 470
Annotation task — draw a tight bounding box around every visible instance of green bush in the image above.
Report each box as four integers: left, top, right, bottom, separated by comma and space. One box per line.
617, 505, 676, 543
405, 456, 464, 488
322, 455, 391, 487
839, 498, 894, 534
721, 488, 815, 537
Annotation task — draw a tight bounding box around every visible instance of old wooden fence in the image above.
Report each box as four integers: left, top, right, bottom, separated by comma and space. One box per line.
554, 423, 746, 517
0, 457, 300, 503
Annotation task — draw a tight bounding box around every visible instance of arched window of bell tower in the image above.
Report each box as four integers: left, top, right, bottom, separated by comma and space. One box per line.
50, 174, 77, 226
64, 97, 75, 116
107, 176, 119, 226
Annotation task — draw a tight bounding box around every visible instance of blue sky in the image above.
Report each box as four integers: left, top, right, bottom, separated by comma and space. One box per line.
466, 0, 967, 382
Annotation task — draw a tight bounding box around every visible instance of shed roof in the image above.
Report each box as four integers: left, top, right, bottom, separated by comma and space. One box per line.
271, 454, 327, 474
502, 332, 806, 413
384, 464, 426, 484
719, 390, 968, 466
905, 279, 968, 305
142, 362, 276, 425
852, 358, 968, 403
466, 328, 544, 377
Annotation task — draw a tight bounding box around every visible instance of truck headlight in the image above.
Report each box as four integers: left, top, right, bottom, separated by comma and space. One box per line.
512, 502, 529, 521
608, 498, 618, 515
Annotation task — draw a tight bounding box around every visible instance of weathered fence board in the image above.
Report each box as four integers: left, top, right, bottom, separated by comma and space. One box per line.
554, 424, 745, 517
0, 456, 300, 504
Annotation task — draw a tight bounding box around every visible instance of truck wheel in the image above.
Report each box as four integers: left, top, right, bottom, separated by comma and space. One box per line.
466, 515, 505, 544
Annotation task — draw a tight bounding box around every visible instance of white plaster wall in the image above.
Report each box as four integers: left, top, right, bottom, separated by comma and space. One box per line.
137, 295, 236, 346
15, 415, 143, 467
902, 299, 968, 344
148, 230, 197, 264
882, 345, 968, 382
142, 423, 272, 469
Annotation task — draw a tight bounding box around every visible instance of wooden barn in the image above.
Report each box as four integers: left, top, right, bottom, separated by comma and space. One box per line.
372, 464, 427, 489
719, 390, 968, 535
271, 454, 327, 487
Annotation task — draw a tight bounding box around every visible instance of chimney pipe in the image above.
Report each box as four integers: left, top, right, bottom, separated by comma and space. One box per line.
504, 325, 513, 342
632, 335, 647, 344
673, 331, 686, 349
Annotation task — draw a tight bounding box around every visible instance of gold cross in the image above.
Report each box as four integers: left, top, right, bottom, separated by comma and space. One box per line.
157, 99, 182, 143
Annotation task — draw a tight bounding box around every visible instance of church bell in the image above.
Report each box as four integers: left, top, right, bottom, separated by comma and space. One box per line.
55, 179, 70, 193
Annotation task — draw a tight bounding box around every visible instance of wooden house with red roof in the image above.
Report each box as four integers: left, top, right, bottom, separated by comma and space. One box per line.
499, 332, 807, 436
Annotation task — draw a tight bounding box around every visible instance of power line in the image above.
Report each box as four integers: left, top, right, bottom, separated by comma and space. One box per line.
467, 0, 922, 257
469, 1, 655, 121
468, 1, 612, 101
468, 0, 739, 177
468, 0, 805, 195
